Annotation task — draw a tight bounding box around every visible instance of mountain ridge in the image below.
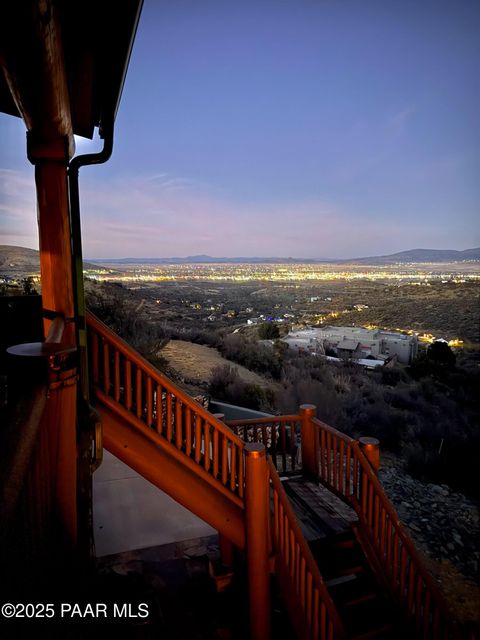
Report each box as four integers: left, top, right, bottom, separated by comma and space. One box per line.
0, 245, 479, 272
88, 247, 480, 265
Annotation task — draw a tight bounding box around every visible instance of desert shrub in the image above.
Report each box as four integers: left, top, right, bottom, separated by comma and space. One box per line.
208, 365, 274, 411
258, 322, 280, 339
219, 334, 282, 379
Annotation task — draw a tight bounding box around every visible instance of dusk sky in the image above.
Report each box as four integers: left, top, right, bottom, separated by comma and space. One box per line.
1, 0, 479, 259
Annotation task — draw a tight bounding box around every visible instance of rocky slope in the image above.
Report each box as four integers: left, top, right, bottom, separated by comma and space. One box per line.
379, 455, 479, 624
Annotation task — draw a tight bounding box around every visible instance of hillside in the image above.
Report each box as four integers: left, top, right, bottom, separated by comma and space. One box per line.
0, 245, 101, 275
161, 340, 275, 390
2, 244, 479, 267
345, 248, 480, 265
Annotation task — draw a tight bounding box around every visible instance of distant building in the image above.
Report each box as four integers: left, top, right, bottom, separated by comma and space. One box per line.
283, 326, 417, 364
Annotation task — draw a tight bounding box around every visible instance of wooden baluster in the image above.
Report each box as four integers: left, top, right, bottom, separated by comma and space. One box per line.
135, 367, 142, 419
386, 518, 393, 570
155, 384, 163, 433
327, 431, 332, 484
408, 563, 416, 615
230, 443, 236, 491
313, 589, 319, 638
194, 415, 202, 464
212, 428, 219, 478
289, 529, 295, 577
345, 444, 351, 498
380, 508, 387, 557
320, 428, 326, 481
185, 407, 192, 455
221, 435, 228, 485
361, 466, 368, 517
295, 542, 301, 592
306, 572, 313, 626
339, 439, 345, 494
114, 350, 120, 402
146, 377, 153, 427
332, 436, 338, 490
92, 333, 99, 384
320, 601, 326, 640
175, 398, 183, 449
166, 392, 173, 442
204, 421, 210, 471
328, 619, 334, 640
238, 446, 244, 498
368, 483, 374, 528
300, 556, 306, 612
103, 340, 110, 395
125, 360, 132, 410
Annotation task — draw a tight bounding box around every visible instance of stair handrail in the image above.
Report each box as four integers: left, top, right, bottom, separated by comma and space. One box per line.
86, 311, 245, 498
267, 458, 346, 640
226, 414, 302, 475
311, 416, 458, 638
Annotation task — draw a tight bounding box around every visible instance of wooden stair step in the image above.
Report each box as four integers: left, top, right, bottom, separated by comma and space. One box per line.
331, 537, 355, 550
334, 564, 365, 577
344, 592, 380, 608
351, 623, 394, 640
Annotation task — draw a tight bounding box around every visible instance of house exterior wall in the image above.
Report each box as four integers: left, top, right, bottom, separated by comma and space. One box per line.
284, 326, 418, 364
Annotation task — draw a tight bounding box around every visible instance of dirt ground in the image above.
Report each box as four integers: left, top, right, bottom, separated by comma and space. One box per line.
160, 340, 272, 388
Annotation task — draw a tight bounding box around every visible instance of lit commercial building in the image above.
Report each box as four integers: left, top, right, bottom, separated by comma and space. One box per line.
284, 325, 418, 364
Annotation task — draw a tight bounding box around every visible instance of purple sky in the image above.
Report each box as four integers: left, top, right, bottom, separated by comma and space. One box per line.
1, 0, 479, 258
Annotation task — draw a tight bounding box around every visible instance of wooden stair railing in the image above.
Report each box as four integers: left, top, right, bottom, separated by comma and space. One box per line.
87, 311, 245, 501
311, 416, 459, 639
227, 414, 302, 475
268, 458, 346, 640
86, 311, 247, 547
86, 313, 349, 639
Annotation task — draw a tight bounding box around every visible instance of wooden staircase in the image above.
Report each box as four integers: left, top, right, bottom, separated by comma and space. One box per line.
312, 530, 405, 640
86, 311, 462, 639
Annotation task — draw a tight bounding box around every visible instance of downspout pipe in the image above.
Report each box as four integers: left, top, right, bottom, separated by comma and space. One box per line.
68, 120, 114, 559
68, 118, 114, 404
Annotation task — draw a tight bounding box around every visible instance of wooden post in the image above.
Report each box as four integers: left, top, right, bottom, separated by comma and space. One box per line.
359, 436, 380, 474
245, 443, 271, 640
300, 404, 319, 480
29, 138, 78, 549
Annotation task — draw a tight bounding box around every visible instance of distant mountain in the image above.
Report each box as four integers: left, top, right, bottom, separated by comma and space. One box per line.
0, 245, 101, 274
342, 248, 480, 265
91, 248, 480, 265
90, 255, 319, 264
2, 245, 479, 273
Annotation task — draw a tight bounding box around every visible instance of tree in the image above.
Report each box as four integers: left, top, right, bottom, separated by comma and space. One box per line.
427, 341, 456, 368
21, 277, 38, 296
258, 322, 280, 340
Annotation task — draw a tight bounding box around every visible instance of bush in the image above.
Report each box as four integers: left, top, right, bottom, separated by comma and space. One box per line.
258, 322, 280, 340
208, 365, 274, 411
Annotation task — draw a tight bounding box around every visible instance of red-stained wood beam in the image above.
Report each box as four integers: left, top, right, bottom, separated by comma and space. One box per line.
0, 0, 75, 157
